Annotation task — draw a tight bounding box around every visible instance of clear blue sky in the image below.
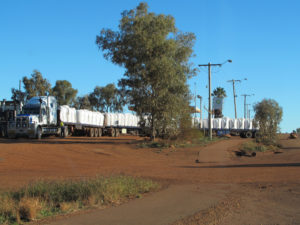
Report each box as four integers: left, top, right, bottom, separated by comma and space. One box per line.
0, 0, 299, 132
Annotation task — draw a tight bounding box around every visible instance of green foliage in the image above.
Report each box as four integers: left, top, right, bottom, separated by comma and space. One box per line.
254, 99, 283, 145
212, 87, 226, 118
74, 95, 92, 110
22, 70, 52, 100
212, 87, 227, 98
89, 83, 125, 112
52, 80, 78, 105
240, 141, 267, 153
0, 176, 160, 224
96, 2, 196, 140
139, 129, 224, 149
296, 128, 300, 134
11, 88, 26, 105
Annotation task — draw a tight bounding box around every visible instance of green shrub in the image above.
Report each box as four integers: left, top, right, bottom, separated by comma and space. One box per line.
179, 128, 204, 142
241, 141, 267, 153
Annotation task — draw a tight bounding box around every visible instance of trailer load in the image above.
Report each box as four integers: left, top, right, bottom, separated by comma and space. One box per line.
194, 117, 258, 138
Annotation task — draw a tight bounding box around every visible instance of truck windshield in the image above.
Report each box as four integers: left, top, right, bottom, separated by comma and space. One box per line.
23, 106, 40, 115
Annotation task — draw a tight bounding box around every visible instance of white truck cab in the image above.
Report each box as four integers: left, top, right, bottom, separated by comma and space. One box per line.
7, 96, 59, 139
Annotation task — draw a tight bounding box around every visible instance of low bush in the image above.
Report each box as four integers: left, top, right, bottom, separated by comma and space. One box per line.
0, 175, 160, 224
241, 141, 267, 153
239, 141, 280, 156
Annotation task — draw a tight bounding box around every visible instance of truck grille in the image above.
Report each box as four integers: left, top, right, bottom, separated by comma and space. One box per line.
16, 117, 28, 128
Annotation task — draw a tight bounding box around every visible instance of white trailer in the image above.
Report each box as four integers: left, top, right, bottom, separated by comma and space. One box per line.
195, 117, 259, 138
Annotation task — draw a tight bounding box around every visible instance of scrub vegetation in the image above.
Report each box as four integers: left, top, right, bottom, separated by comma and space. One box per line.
139, 128, 223, 149
0, 175, 160, 225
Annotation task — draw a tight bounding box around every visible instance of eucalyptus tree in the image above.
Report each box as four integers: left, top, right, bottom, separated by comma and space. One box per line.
89, 83, 125, 113
254, 99, 283, 145
74, 95, 92, 110
96, 3, 196, 139
22, 70, 52, 100
52, 80, 78, 105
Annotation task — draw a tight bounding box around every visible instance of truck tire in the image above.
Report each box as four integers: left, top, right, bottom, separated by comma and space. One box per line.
245, 131, 252, 138
89, 128, 95, 137
37, 127, 42, 139
63, 127, 68, 137
94, 128, 99, 137
110, 128, 115, 137
0, 128, 5, 137
98, 128, 102, 137
253, 132, 260, 139
115, 128, 120, 137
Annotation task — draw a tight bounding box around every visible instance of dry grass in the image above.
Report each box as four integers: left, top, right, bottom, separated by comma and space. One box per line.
0, 175, 160, 225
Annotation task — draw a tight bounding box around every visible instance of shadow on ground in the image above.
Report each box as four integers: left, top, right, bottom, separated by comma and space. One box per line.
179, 163, 300, 169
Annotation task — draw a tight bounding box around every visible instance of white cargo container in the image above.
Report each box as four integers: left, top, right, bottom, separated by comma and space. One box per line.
221, 117, 230, 129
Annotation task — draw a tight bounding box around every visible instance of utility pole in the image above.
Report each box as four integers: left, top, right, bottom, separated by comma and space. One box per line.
194, 82, 197, 126
246, 103, 251, 119
241, 94, 254, 119
199, 60, 232, 140
227, 78, 246, 119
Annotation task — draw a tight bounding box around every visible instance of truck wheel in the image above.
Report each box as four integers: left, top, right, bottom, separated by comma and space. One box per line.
37, 127, 42, 139
0, 128, 5, 137
94, 128, 99, 137
115, 128, 120, 137
253, 132, 260, 139
245, 131, 252, 138
98, 128, 102, 137
89, 128, 95, 137
110, 128, 115, 137
64, 127, 69, 137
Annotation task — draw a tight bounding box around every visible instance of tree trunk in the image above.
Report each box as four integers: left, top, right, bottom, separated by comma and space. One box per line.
150, 115, 156, 141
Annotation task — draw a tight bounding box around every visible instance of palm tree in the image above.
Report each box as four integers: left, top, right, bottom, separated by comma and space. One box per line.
212, 87, 227, 98
212, 87, 226, 118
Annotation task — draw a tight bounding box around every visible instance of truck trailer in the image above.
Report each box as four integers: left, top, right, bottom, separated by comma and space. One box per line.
7, 96, 142, 139
195, 117, 259, 138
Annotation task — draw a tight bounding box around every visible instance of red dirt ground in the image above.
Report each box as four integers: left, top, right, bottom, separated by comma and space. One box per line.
0, 135, 300, 224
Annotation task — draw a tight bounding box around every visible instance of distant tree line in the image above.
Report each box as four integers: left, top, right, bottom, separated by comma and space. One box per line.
11, 70, 125, 113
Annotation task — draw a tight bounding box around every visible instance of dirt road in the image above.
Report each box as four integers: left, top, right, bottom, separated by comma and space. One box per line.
0, 136, 300, 224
